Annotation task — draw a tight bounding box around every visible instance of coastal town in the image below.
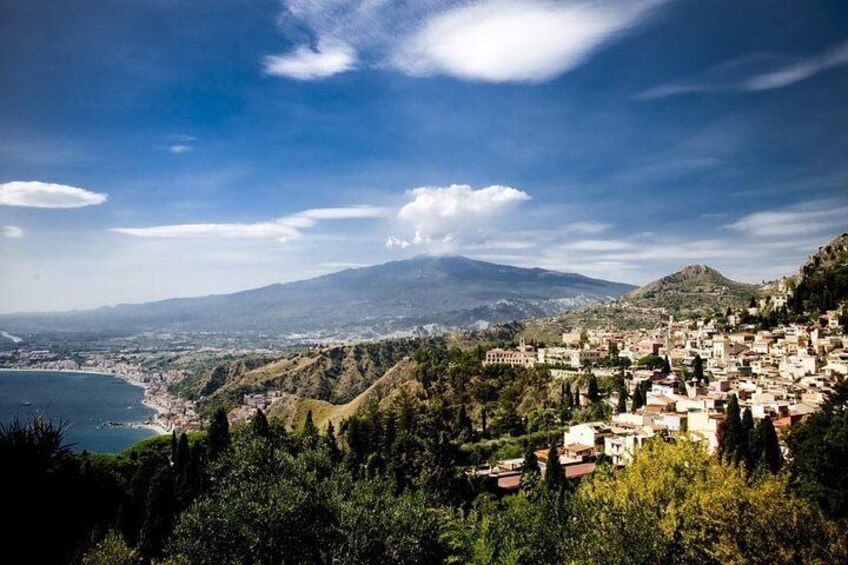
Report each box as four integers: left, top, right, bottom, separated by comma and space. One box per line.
473, 295, 847, 489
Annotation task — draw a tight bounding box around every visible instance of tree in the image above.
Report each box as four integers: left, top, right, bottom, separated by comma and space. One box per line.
587, 374, 600, 403
252, 408, 270, 439
521, 445, 541, 495
739, 408, 754, 470
693, 355, 705, 385
455, 404, 473, 442
632, 386, 644, 411
544, 443, 563, 494
481, 408, 488, 438
661, 356, 671, 375
720, 395, 742, 463
82, 531, 140, 565
757, 416, 782, 474
325, 421, 342, 465
207, 408, 230, 459
617, 383, 628, 413
303, 409, 318, 436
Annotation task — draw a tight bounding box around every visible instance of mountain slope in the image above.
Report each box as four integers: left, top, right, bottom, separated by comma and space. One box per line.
789, 232, 848, 313
0, 255, 634, 339
524, 264, 761, 338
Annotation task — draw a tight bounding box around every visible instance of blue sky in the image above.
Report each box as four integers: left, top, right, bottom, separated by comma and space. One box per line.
1, 0, 847, 313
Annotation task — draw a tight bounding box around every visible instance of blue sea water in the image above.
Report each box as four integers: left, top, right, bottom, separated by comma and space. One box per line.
0, 370, 158, 453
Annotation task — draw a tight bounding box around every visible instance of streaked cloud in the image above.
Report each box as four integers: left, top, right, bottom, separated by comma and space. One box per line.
562, 221, 611, 235
638, 39, 848, 100
724, 202, 848, 237
263, 39, 356, 80
168, 145, 194, 154
2, 226, 25, 239
558, 239, 634, 251
0, 181, 108, 208
112, 205, 387, 242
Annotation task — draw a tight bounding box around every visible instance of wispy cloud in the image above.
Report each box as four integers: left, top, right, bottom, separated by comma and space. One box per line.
745, 40, 848, 90
0, 181, 108, 208
558, 239, 634, 251
2, 226, 24, 239
112, 205, 387, 242
638, 39, 848, 100
724, 201, 848, 237
562, 221, 611, 235
168, 145, 194, 154
270, 0, 665, 83
263, 39, 356, 80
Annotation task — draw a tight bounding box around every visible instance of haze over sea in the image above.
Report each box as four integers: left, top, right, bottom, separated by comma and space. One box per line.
0, 370, 157, 453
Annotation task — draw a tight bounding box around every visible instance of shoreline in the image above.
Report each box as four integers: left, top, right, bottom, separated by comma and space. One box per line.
0, 367, 170, 435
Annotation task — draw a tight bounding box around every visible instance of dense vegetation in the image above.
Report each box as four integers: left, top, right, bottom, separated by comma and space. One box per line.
3, 378, 848, 564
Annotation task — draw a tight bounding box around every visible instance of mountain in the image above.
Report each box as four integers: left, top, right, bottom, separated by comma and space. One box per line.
0, 255, 634, 340
523, 264, 761, 339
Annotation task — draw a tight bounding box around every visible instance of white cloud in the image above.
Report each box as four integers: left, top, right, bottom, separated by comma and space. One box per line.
562, 221, 611, 235
393, 184, 530, 249
724, 203, 848, 237
745, 40, 848, 90
263, 39, 357, 80
0, 181, 108, 208
273, 0, 663, 83
2, 226, 24, 239
112, 205, 386, 242
385, 235, 411, 249
393, 0, 659, 82
169, 134, 196, 143
168, 145, 194, 154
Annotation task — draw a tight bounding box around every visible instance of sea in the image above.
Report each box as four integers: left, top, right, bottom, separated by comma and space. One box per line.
0, 369, 158, 453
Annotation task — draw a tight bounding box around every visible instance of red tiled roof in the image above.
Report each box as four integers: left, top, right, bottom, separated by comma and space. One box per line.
564, 463, 596, 479
497, 473, 522, 491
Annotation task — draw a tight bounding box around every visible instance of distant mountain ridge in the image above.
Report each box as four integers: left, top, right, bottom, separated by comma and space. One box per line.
0, 255, 634, 340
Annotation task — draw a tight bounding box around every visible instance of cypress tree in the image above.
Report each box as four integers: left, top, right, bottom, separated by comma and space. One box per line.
170, 430, 177, 464
693, 355, 705, 384
521, 445, 541, 495
545, 443, 563, 493
455, 405, 473, 441
207, 408, 230, 460
325, 420, 342, 464
139, 467, 175, 559
662, 356, 671, 374
632, 386, 643, 410
175, 432, 189, 471
481, 408, 488, 438
587, 374, 600, 403
721, 395, 742, 463
617, 384, 628, 413
759, 416, 783, 473
740, 408, 754, 470
252, 408, 270, 439
303, 409, 317, 436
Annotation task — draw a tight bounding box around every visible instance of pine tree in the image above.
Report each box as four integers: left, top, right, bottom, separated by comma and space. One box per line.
252, 408, 270, 439
720, 395, 742, 463
207, 407, 230, 459
587, 374, 600, 403
758, 416, 783, 473
545, 443, 563, 493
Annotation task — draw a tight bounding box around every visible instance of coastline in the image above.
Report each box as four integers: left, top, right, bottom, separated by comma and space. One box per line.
0, 367, 170, 435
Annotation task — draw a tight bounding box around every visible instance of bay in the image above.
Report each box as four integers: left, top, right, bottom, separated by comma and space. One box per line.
0, 369, 158, 453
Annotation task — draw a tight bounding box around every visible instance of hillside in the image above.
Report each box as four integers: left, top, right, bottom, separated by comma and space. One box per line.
0, 255, 634, 341
789, 232, 848, 313
523, 264, 761, 340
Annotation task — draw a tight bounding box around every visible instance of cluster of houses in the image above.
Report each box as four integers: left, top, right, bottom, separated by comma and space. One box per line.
473, 305, 847, 491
